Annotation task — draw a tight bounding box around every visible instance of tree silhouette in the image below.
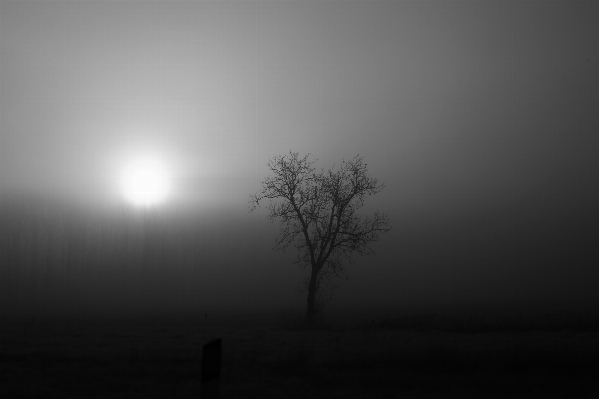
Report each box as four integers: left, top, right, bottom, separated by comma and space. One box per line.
249, 152, 391, 325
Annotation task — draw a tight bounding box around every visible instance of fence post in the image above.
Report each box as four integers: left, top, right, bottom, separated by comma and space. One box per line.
201, 338, 222, 398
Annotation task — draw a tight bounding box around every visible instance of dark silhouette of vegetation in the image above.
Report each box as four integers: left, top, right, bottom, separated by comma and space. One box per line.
249, 152, 391, 325
359, 312, 599, 333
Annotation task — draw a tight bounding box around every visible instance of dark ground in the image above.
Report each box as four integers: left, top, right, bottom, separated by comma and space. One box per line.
1, 311, 598, 398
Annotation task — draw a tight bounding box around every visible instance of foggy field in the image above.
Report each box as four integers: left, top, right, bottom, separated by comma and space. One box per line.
2, 311, 598, 399
2, 2, 599, 397
2, 182, 599, 399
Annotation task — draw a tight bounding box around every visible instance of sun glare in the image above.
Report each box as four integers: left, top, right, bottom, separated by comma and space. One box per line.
120, 157, 170, 207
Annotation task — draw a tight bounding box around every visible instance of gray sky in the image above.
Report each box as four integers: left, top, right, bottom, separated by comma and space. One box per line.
1, 1, 598, 317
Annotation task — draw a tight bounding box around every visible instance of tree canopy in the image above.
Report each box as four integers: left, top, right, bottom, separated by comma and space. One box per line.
250, 152, 391, 324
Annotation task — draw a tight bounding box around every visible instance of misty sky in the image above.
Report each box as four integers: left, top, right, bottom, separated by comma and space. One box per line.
1, 1, 598, 316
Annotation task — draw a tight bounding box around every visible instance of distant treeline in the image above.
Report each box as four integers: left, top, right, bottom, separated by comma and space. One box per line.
361, 312, 599, 333
0, 196, 220, 318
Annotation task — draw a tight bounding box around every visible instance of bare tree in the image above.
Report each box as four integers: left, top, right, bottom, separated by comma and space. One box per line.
249, 152, 391, 325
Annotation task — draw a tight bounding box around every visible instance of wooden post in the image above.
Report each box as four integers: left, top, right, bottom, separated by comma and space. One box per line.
201, 338, 222, 398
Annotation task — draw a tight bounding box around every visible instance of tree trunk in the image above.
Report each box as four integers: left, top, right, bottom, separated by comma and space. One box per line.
305, 266, 319, 326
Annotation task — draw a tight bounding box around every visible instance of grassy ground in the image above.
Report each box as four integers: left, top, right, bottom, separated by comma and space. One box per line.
1, 312, 598, 398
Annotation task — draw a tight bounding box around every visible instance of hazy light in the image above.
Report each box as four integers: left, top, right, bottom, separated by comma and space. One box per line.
120, 156, 170, 207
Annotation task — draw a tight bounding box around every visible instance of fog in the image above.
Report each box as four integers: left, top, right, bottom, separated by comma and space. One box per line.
1, 1, 599, 321
2, 187, 598, 320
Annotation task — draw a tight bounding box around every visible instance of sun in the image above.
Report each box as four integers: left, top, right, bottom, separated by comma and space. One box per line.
120, 156, 170, 207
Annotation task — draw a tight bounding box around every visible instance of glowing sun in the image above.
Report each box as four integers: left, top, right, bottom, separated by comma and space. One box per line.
120, 156, 170, 207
